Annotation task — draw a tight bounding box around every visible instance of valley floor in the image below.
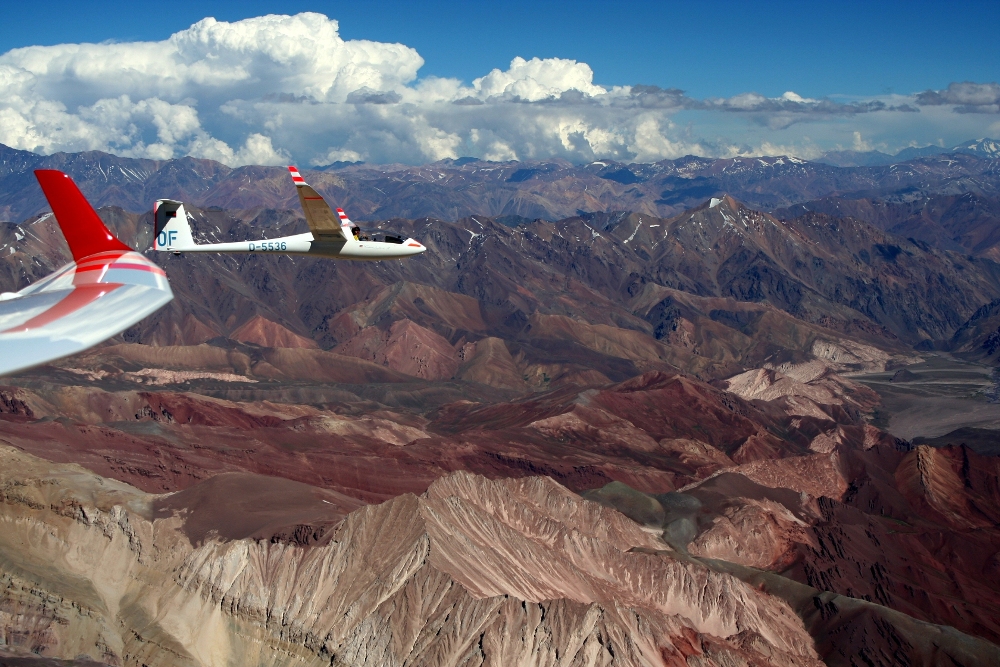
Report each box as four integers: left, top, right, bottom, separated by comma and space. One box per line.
852, 354, 1000, 440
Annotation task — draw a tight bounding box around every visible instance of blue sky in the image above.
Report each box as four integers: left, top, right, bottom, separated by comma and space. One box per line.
0, 1, 996, 165
3, 0, 996, 98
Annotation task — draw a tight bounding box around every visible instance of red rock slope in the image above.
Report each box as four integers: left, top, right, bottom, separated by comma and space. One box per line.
0, 447, 827, 666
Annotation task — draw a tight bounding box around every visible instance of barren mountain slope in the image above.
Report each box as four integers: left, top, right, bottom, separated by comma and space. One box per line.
6, 192, 994, 388
0, 368, 856, 502
3, 444, 999, 667
9, 356, 1000, 657
0, 446, 835, 667
952, 303, 1000, 368
579, 370, 1000, 648
775, 193, 1000, 260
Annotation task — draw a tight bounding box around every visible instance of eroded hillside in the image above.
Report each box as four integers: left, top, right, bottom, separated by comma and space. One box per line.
3, 443, 999, 667
3, 153, 1000, 665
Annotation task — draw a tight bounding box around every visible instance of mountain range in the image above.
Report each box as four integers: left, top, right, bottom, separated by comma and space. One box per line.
5, 193, 999, 377
775, 192, 1000, 259
3, 143, 1000, 665
815, 138, 1000, 167
0, 139, 999, 225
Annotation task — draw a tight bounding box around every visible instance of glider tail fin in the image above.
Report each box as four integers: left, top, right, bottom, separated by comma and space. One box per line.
153, 200, 196, 251
287, 165, 352, 242
34, 169, 132, 261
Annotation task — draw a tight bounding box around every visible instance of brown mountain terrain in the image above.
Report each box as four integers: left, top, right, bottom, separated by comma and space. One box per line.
2, 362, 1000, 665
775, 193, 1000, 260
949, 298, 1000, 362
3, 151, 1000, 663
6, 193, 997, 384
0, 446, 833, 667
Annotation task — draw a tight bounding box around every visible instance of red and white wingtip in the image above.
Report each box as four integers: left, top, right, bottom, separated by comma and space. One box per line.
336, 208, 352, 226
288, 165, 306, 185
34, 170, 132, 262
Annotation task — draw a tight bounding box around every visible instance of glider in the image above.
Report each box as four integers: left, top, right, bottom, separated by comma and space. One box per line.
0, 170, 173, 376
153, 166, 426, 260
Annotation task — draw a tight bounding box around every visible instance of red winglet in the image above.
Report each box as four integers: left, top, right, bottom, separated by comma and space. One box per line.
34, 170, 131, 262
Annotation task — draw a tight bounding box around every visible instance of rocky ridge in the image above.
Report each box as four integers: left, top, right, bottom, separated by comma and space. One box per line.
4, 355, 1000, 657
4, 191, 994, 397
1, 143, 999, 224
3, 443, 999, 667
0, 445, 830, 666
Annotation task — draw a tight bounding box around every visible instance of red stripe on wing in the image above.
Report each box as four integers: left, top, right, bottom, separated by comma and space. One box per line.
73, 252, 167, 279
0, 283, 122, 333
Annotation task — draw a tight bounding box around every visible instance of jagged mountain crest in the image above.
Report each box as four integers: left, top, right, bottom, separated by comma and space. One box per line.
6, 191, 999, 355
817, 138, 1000, 167
2, 141, 1000, 224
953, 138, 1000, 158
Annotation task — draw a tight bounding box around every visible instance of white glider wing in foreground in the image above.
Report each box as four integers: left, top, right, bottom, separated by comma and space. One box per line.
153, 166, 426, 260
0, 170, 173, 376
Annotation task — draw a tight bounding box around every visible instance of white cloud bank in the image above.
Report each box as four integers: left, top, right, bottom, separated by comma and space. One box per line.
0, 13, 994, 166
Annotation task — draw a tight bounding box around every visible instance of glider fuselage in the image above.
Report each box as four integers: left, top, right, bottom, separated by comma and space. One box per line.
154, 166, 426, 260
161, 230, 425, 260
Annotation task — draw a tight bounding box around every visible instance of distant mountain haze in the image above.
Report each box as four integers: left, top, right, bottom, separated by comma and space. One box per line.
815, 137, 1000, 167
0, 140, 998, 224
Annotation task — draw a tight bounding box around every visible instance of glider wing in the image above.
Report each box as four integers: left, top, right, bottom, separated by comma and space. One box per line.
0, 170, 173, 376
288, 166, 352, 242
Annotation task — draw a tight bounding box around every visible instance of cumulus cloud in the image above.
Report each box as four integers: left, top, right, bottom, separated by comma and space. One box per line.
0, 13, 425, 163
708, 91, 912, 115
472, 56, 607, 101
852, 131, 873, 152
916, 81, 1000, 113
0, 13, 992, 166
